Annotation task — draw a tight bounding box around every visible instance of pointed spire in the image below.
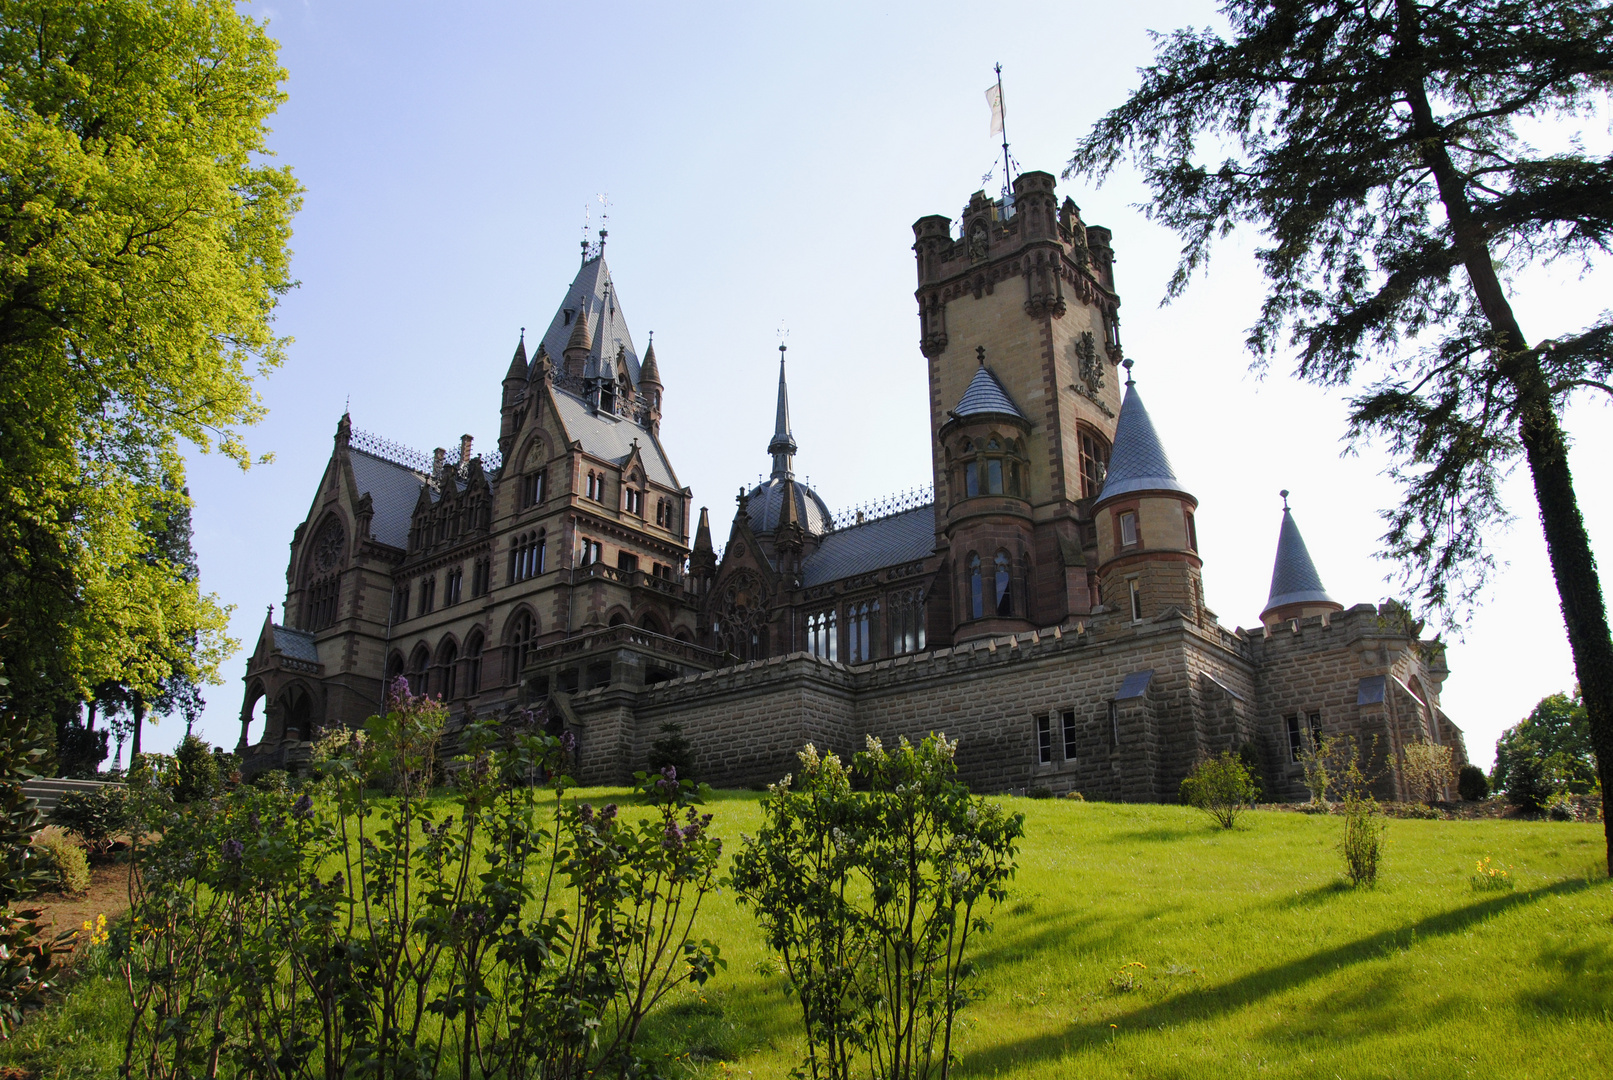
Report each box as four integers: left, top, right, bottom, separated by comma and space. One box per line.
1094, 365, 1191, 504
564, 299, 593, 358
638, 331, 662, 388
1262, 492, 1340, 619
768, 343, 798, 478
532, 341, 551, 379
335, 410, 352, 446
953, 355, 1026, 420
505, 329, 528, 382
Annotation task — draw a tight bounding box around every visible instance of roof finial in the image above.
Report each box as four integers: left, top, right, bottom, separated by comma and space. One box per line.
1123, 357, 1135, 386
267, 603, 274, 621
519, 326, 525, 343
976, 345, 986, 367
768, 338, 798, 479
1280, 488, 1291, 511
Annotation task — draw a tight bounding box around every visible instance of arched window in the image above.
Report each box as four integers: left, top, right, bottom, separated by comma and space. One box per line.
890, 588, 926, 654
386, 651, 405, 685
969, 554, 984, 620
439, 639, 459, 700
507, 611, 535, 683
847, 601, 874, 663
465, 631, 484, 696
408, 644, 431, 697
307, 574, 340, 631
522, 468, 546, 507
994, 550, 1013, 617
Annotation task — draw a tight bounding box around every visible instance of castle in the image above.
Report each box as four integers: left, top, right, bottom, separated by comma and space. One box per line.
238, 169, 1468, 800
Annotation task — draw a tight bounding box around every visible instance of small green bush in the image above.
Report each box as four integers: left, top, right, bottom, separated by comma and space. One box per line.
1505, 749, 1554, 812
32, 832, 89, 895
646, 722, 694, 781
1457, 764, 1489, 802
1028, 785, 1053, 799
51, 786, 129, 856
1339, 790, 1386, 887
1545, 792, 1579, 821
1180, 751, 1258, 829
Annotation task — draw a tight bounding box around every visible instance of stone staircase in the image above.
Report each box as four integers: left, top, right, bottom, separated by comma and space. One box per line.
22, 777, 121, 818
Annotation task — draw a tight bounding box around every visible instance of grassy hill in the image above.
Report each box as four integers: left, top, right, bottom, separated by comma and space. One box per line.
7, 793, 1610, 1079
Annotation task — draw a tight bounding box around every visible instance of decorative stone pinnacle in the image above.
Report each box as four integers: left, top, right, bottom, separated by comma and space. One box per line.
1280, 488, 1290, 511
1123, 357, 1135, 385
976, 345, 986, 367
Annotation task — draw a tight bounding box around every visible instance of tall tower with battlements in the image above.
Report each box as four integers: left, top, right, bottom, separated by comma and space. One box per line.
912, 171, 1125, 641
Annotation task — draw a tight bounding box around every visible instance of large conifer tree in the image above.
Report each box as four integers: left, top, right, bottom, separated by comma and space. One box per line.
1068, 0, 1613, 866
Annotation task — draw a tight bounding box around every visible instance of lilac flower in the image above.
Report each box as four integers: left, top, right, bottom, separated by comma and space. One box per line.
662, 822, 685, 852
578, 803, 595, 826
387, 675, 414, 708
560, 730, 577, 754
248, 812, 261, 830
600, 803, 618, 822
292, 794, 315, 820
222, 838, 245, 861
661, 765, 677, 783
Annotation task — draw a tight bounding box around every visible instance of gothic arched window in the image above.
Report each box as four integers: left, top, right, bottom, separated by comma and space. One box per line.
408, 644, 431, 697
507, 611, 535, 683
465, 631, 484, 696
438, 639, 459, 700
994, 550, 1013, 617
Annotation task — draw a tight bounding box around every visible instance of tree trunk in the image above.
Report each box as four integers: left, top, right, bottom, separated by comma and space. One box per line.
131, 692, 144, 761
1399, 19, 1613, 870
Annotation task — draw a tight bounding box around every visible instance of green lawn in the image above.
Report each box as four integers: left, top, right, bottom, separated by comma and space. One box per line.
7, 792, 1610, 1079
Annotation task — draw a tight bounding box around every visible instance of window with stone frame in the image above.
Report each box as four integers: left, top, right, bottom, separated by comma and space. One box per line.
579, 538, 603, 566
889, 587, 926, 654
465, 631, 484, 696
522, 469, 546, 508
1036, 714, 1052, 764
307, 574, 340, 631
847, 600, 879, 663
1061, 708, 1078, 760
807, 610, 837, 660
1185, 510, 1198, 552
1119, 510, 1139, 548
1128, 578, 1143, 622
509, 531, 546, 583
418, 575, 436, 616
617, 551, 639, 574
392, 583, 410, 623
444, 566, 463, 606
471, 556, 491, 597
439, 639, 459, 699
507, 611, 535, 683
408, 644, 431, 696
1079, 428, 1110, 500
624, 487, 643, 516
993, 550, 1013, 617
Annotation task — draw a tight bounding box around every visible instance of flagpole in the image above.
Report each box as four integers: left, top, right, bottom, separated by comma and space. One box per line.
995, 62, 1012, 200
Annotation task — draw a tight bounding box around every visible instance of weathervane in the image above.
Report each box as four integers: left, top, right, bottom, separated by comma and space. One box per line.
987, 63, 1013, 200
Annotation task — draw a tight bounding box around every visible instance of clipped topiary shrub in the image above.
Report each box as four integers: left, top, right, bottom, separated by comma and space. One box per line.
1458, 764, 1489, 802
31, 831, 89, 895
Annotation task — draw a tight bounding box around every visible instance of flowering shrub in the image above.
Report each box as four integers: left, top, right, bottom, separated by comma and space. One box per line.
1179, 752, 1258, 829
118, 679, 724, 1079
729, 734, 1023, 1080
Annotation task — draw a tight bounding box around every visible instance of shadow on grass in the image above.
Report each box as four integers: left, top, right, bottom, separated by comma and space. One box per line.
1101, 825, 1207, 844
965, 875, 1603, 1072
1266, 879, 1354, 910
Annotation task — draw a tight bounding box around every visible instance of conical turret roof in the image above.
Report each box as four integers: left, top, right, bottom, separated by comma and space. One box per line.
564, 298, 593, 356
639, 335, 661, 386
1263, 498, 1338, 616
1095, 369, 1191, 503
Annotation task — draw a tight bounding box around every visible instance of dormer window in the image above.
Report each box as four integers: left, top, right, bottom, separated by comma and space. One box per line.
1120, 511, 1139, 548
624, 487, 643, 516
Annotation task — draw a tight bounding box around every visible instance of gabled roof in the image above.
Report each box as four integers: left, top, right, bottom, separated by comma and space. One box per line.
1095, 377, 1190, 502
799, 503, 936, 587
349, 448, 429, 549
1263, 505, 1337, 615
953, 364, 1026, 420
535, 256, 642, 386
550, 386, 678, 488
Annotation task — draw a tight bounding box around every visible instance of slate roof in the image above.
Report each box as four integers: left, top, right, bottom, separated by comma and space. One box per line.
1357, 675, 1387, 705
800, 503, 936, 587
552, 388, 678, 488
1095, 380, 1191, 502
1263, 507, 1337, 614
272, 625, 319, 663
534, 256, 642, 386
953, 364, 1026, 420
350, 448, 429, 549
1116, 669, 1155, 700
745, 476, 833, 538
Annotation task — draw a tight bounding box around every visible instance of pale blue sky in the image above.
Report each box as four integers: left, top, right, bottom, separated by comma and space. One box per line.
157, 1, 1611, 769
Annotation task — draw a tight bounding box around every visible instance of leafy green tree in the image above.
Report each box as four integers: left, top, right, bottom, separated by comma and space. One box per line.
0, 0, 298, 732
1069, 0, 1613, 870
1494, 688, 1597, 795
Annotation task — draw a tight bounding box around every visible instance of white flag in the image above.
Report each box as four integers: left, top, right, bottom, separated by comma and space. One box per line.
986, 84, 1003, 136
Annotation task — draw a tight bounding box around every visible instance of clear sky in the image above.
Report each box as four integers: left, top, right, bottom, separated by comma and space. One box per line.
155, 0, 1612, 770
